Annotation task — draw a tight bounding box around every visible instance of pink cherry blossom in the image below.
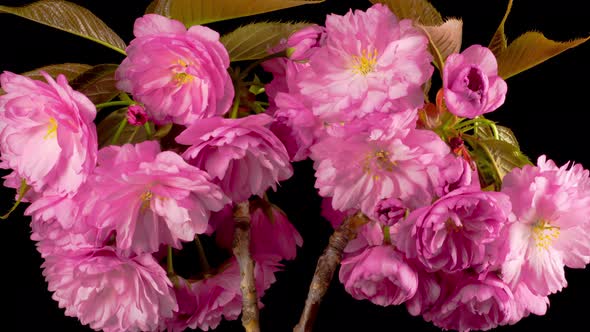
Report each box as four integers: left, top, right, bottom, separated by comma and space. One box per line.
425, 274, 515, 331
395, 187, 512, 273
270, 92, 321, 161
211, 202, 302, 261
297, 4, 433, 123
176, 114, 293, 202
501, 155, 590, 296
166, 257, 281, 331
0, 71, 97, 196
339, 245, 418, 306
116, 14, 233, 125
261, 57, 308, 114
443, 45, 507, 118
311, 112, 450, 216
83, 141, 228, 255
284, 24, 326, 61
405, 264, 442, 316
373, 197, 407, 226
43, 247, 177, 332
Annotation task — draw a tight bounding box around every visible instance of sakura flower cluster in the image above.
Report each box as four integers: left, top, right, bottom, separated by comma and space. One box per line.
1, 13, 299, 332
267, 3, 590, 331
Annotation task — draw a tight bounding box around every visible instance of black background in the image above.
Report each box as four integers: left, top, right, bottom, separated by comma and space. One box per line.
1, 0, 590, 331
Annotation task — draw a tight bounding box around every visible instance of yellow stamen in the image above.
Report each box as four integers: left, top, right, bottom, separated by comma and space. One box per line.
44, 117, 58, 139
351, 49, 378, 75
532, 220, 560, 250
445, 218, 462, 233
363, 150, 396, 176
140, 191, 153, 212
174, 72, 195, 85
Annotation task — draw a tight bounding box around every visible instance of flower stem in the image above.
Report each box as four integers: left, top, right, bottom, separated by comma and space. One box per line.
194, 235, 211, 274
96, 100, 135, 109
232, 201, 260, 332
294, 212, 369, 332
167, 246, 174, 276
110, 118, 128, 145
144, 122, 153, 139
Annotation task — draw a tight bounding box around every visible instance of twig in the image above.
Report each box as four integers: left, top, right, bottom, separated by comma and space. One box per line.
233, 201, 260, 332
294, 212, 369, 332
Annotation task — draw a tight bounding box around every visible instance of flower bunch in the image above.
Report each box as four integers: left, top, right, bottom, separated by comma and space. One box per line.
0, 0, 589, 331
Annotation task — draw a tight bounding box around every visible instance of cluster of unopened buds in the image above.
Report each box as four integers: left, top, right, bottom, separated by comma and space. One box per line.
1, 0, 589, 331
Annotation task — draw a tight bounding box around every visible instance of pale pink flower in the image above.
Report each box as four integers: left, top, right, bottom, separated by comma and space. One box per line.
320, 197, 356, 229
262, 57, 308, 114
443, 45, 507, 118
311, 114, 450, 216
508, 282, 549, 324
116, 14, 233, 125
339, 245, 418, 306
126, 104, 148, 125
176, 114, 293, 202
211, 202, 302, 261
395, 187, 512, 273
169, 257, 281, 331
297, 4, 433, 122
270, 92, 321, 161
425, 274, 515, 331
43, 247, 177, 332
0, 71, 97, 195
501, 156, 590, 296
83, 141, 228, 254
284, 24, 326, 60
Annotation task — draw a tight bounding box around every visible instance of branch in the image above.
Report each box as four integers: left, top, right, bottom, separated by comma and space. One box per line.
233, 201, 260, 332
294, 212, 369, 332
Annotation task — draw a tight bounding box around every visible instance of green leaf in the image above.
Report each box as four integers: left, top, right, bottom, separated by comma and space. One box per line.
370, 0, 443, 26
221, 22, 309, 62
97, 108, 153, 147
497, 32, 590, 79
71, 64, 120, 105
0, 0, 127, 55
488, 0, 513, 57
0, 63, 92, 95
466, 136, 530, 190
419, 19, 463, 70
475, 124, 520, 149
167, 0, 324, 27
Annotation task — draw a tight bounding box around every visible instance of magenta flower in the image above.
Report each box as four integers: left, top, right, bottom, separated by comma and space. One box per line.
211, 202, 302, 261
116, 14, 233, 125
443, 45, 507, 118
311, 114, 450, 216
405, 265, 442, 316
83, 141, 228, 254
395, 187, 512, 273
501, 156, 590, 296
176, 114, 293, 202
262, 57, 308, 114
509, 282, 549, 324
373, 197, 407, 226
126, 104, 148, 126
297, 4, 433, 122
43, 248, 177, 332
425, 274, 515, 331
339, 245, 418, 306
0, 71, 97, 196
166, 257, 281, 331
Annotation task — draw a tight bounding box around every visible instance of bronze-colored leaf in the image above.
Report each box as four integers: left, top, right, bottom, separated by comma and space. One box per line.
488, 0, 513, 57
419, 19, 463, 69
168, 0, 324, 27
145, 0, 171, 15
370, 0, 443, 26
71, 64, 120, 105
221, 22, 310, 62
0, 63, 92, 95
497, 32, 590, 79
0, 0, 126, 55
